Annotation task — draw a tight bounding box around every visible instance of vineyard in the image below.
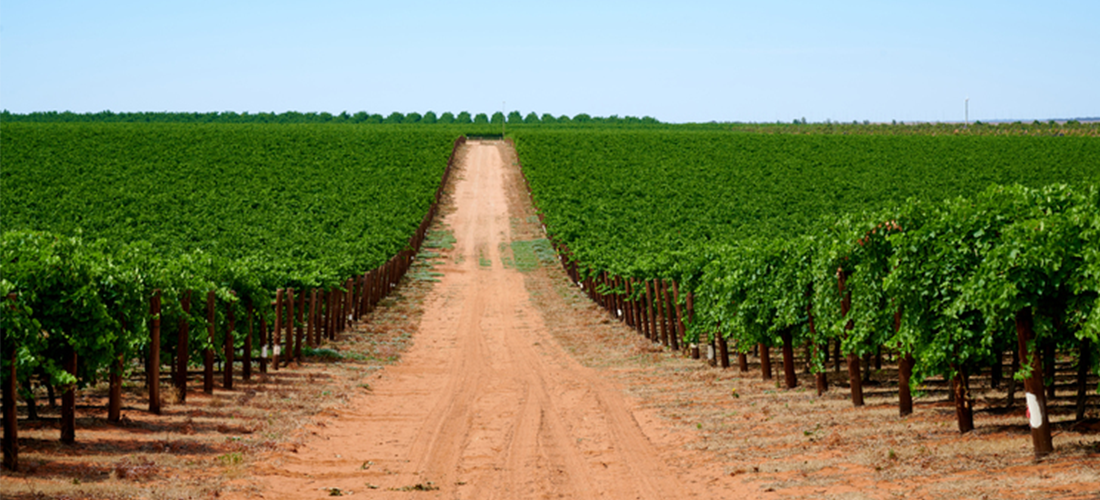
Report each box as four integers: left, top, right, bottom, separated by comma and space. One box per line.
1, 119, 1099, 495
512, 129, 1100, 457
1, 123, 463, 471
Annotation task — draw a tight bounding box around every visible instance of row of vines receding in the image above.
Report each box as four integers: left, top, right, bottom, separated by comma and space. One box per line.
1, 123, 467, 471
510, 130, 1100, 458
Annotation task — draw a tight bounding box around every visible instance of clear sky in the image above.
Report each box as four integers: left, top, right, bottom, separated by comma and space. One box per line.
2, 1, 1097, 123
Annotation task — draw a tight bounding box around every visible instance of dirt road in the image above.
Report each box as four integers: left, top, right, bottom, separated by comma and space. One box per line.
242, 141, 742, 499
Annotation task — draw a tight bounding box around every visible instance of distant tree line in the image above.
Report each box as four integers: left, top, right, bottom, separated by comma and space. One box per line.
8, 110, 1091, 135
726, 118, 1100, 137
0, 109, 663, 126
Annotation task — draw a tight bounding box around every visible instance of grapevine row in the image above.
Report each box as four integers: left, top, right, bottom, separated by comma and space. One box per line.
511, 131, 1100, 458
1, 126, 466, 471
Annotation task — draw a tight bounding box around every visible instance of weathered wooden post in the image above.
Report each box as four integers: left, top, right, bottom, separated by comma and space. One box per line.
284, 288, 295, 367
4, 346, 19, 470
295, 289, 304, 362
61, 347, 77, 444
759, 343, 772, 380
672, 281, 685, 352
108, 318, 125, 422
1016, 308, 1053, 457
176, 291, 190, 403
204, 290, 215, 394
149, 290, 162, 415
645, 281, 657, 343
258, 314, 268, 374
224, 293, 236, 390
717, 331, 730, 369
244, 300, 253, 380
307, 289, 317, 348
272, 289, 283, 370
839, 270, 863, 407
780, 328, 797, 388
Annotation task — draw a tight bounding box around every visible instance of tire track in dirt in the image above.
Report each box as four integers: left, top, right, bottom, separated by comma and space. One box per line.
234, 140, 742, 499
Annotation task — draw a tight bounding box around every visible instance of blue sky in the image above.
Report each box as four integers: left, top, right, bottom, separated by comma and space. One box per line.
2, 1, 1097, 123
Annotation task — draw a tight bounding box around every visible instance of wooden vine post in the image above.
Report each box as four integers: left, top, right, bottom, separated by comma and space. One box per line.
612, 275, 620, 316
808, 301, 828, 395
633, 280, 642, 337
295, 289, 304, 362
620, 278, 629, 320
361, 272, 370, 318
369, 270, 379, 314
759, 343, 772, 381
176, 290, 190, 403
664, 280, 678, 350
839, 269, 864, 407
632, 280, 642, 332
598, 274, 607, 313
149, 289, 162, 415
645, 281, 657, 343
898, 351, 914, 415
285, 288, 295, 367
244, 300, 253, 380
608, 275, 617, 318
332, 286, 339, 339
343, 278, 349, 331
1015, 307, 1053, 457
624, 279, 635, 329
320, 290, 329, 342
272, 289, 283, 370
354, 274, 363, 321
258, 314, 268, 374
307, 289, 317, 348
204, 290, 215, 394
223, 292, 236, 390
108, 318, 125, 422
687, 291, 701, 360
60, 346, 77, 444
952, 364, 974, 433
672, 281, 686, 353
717, 328, 730, 369
611, 276, 618, 316
655, 281, 668, 346
4, 343, 18, 471
780, 327, 797, 389
338, 282, 346, 335
315, 288, 324, 345
896, 308, 913, 417
326, 289, 336, 341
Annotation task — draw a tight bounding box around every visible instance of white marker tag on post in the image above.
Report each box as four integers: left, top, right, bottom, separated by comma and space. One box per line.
261, 346, 268, 358
274, 345, 281, 356
1026, 392, 1043, 428
707, 345, 716, 360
